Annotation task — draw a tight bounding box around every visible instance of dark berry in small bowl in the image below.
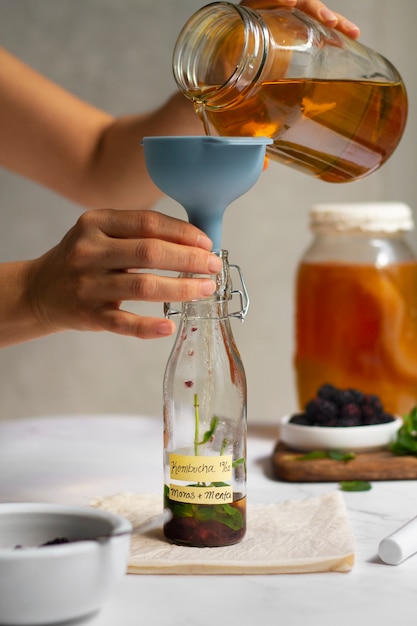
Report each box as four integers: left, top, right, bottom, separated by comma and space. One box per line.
281, 384, 402, 452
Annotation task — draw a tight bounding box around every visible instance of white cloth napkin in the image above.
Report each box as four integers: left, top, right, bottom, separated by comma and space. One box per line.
92, 491, 355, 574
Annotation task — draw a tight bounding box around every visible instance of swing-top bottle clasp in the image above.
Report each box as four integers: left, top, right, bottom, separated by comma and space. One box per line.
229, 263, 250, 321
164, 262, 250, 322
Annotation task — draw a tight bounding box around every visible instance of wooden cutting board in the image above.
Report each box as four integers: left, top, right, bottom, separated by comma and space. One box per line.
272, 441, 417, 482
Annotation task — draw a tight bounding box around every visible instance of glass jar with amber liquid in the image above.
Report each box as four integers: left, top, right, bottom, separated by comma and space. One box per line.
173, 2, 407, 183
294, 203, 417, 417
163, 250, 247, 547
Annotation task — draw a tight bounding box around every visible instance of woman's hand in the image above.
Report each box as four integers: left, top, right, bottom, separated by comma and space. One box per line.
240, 0, 360, 38
1, 210, 222, 347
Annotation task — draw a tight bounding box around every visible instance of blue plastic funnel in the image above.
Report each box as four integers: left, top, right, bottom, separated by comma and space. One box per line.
142, 136, 272, 250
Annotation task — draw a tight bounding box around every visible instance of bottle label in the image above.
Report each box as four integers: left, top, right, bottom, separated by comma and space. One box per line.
168, 453, 233, 504
169, 453, 233, 481
169, 483, 233, 505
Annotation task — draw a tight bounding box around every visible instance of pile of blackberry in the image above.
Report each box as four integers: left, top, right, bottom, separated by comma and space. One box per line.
290, 383, 395, 428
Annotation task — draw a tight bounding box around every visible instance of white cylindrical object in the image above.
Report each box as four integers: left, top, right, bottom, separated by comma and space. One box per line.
378, 515, 417, 565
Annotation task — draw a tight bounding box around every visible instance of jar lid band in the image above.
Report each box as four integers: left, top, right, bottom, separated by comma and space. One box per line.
310, 202, 414, 233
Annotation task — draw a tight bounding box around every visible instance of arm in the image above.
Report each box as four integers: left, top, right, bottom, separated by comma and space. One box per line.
0, 0, 360, 348
0, 1, 359, 213
0, 47, 202, 211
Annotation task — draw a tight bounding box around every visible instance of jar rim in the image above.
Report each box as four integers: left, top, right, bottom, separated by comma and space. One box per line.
172, 1, 268, 108
310, 202, 414, 233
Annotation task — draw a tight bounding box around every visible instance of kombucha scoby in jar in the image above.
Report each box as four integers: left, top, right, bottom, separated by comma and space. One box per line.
295, 260, 417, 416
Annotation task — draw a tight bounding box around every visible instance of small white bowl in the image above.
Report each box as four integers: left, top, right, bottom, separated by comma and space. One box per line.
0, 502, 131, 626
279, 414, 403, 452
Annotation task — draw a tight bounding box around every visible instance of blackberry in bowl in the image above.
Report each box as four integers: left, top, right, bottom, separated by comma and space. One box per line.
280, 384, 402, 452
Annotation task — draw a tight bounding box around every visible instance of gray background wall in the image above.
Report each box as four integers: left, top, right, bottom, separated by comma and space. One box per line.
0, 0, 415, 424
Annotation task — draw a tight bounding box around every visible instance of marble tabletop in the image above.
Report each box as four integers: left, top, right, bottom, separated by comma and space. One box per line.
0, 414, 416, 626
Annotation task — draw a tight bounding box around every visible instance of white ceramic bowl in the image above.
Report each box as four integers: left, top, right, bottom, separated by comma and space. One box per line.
0, 502, 131, 626
279, 414, 403, 452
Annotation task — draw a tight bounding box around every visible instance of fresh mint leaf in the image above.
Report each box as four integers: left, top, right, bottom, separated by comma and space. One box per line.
212, 503, 244, 530
328, 450, 356, 461
390, 407, 417, 456
297, 450, 355, 462
339, 480, 372, 492
167, 499, 244, 530
298, 450, 328, 461
198, 416, 219, 445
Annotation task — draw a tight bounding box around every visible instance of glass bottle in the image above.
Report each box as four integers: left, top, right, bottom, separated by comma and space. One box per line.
163, 250, 247, 547
294, 202, 417, 417
172, 2, 407, 183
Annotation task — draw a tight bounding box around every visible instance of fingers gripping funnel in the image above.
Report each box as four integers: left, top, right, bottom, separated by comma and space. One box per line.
142, 136, 272, 250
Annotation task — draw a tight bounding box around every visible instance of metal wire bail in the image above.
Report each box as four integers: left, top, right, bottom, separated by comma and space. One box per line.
229, 263, 250, 321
